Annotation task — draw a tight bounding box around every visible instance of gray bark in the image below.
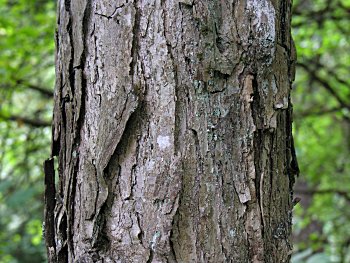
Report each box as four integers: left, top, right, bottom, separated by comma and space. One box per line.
45, 0, 298, 262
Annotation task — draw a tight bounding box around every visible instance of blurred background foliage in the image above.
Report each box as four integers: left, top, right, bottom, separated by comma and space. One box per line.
0, 0, 348, 262
291, 0, 350, 262
0, 0, 55, 262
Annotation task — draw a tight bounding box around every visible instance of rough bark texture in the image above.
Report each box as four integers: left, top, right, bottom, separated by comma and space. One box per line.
47, 0, 298, 262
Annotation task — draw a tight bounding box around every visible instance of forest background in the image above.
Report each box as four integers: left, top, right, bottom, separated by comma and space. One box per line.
0, 0, 349, 262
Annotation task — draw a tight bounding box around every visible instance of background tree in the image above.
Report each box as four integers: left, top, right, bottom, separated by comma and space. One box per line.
47, 0, 297, 262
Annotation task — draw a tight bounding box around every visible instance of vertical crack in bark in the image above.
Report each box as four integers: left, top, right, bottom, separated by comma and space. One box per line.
280, 0, 288, 48
251, 74, 265, 236
254, 129, 265, 231
64, 0, 70, 12
79, 0, 91, 127
68, 163, 77, 257
57, 214, 68, 263
67, 18, 75, 97
242, 73, 265, 262
268, 134, 275, 228
129, 0, 140, 77
286, 100, 299, 193
135, 211, 146, 248
146, 249, 154, 263
44, 158, 57, 262
92, 205, 109, 252
169, 223, 179, 262
52, 71, 64, 158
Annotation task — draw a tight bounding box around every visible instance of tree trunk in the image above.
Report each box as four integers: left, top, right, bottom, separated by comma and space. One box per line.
45, 0, 298, 262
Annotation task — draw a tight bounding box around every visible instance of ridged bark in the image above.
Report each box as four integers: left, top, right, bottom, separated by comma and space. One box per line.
45, 0, 298, 262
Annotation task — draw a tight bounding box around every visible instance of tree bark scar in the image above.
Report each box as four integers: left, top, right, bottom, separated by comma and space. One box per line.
249, 74, 266, 233
44, 158, 57, 263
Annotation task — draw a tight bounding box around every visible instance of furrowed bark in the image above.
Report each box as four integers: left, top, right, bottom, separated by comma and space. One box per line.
47, 0, 298, 262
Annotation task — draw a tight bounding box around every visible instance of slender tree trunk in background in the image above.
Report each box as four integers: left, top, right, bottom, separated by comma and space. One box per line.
45, 0, 298, 262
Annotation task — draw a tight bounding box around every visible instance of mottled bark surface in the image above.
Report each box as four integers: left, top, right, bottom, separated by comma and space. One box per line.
46, 0, 298, 262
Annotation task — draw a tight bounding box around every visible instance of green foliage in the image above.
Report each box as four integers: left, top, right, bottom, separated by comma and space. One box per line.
0, 0, 55, 262
292, 0, 350, 261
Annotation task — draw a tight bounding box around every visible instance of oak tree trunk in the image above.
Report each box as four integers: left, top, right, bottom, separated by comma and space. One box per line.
45, 0, 299, 262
